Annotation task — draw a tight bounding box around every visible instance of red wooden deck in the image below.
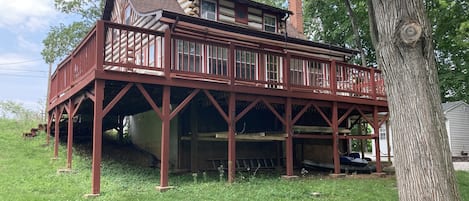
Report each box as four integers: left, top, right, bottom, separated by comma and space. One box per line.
48, 21, 386, 110
46, 20, 388, 195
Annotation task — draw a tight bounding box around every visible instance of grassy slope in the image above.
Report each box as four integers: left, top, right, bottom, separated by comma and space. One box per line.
0, 119, 466, 201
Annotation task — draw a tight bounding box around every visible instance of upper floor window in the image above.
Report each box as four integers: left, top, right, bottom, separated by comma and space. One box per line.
207, 45, 228, 76
264, 14, 276, 33
236, 49, 257, 80
125, 5, 132, 25
290, 58, 305, 85
201, 0, 217, 21
235, 3, 248, 24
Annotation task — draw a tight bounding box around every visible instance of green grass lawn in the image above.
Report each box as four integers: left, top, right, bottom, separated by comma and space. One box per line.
0, 119, 467, 201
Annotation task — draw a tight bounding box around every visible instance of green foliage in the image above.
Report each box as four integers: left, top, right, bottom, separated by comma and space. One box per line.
0, 100, 43, 122
304, 0, 375, 66
41, 0, 104, 64
303, 0, 469, 102
428, 0, 469, 102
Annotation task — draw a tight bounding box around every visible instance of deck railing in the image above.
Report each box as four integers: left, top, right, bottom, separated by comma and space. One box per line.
48, 20, 386, 106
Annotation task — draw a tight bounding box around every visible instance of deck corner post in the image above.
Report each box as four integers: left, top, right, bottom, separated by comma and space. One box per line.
164, 29, 171, 79
284, 52, 291, 91
228, 92, 236, 183
285, 97, 294, 176
67, 99, 75, 169
95, 20, 105, 71
228, 43, 235, 86
331, 60, 337, 95
46, 110, 53, 145
91, 79, 104, 195
332, 102, 340, 174
54, 108, 60, 158
160, 86, 171, 188
370, 68, 377, 100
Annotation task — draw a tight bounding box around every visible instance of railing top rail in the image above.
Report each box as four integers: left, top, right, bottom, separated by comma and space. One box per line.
336, 61, 380, 72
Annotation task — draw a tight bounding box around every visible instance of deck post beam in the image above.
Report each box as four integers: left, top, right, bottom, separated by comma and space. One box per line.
373, 105, 382, 173
102, 83, 133, 117
46, 110, 53, 145
190, 103, 199, 172
90, 79, 104, 196
136, 83, 163, 119
66, 99, 75, 169
53, 106, 64, 159
332, 101, 340, 174
292, 102, 312, 125
285, 97, 294, 176
159, 86, 171, 189
227, 92, 236, 183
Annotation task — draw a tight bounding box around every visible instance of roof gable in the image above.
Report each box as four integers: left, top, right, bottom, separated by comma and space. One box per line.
442, 101, 469, 113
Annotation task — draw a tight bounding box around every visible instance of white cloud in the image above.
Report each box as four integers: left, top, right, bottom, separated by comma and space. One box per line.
0, 53, 42, 70
17, 35, 43, 53
0, 0, 57, 31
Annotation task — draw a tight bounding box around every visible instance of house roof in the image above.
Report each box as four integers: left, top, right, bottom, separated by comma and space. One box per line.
442, 101, 469, 113
101, 0, 358, 55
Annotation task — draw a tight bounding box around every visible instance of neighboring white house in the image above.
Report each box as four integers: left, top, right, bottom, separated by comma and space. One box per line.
442, 101, 469, 156
372, 101, 469, 158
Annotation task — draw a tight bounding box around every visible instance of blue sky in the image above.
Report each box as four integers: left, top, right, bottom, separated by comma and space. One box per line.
0, 0, 74, 110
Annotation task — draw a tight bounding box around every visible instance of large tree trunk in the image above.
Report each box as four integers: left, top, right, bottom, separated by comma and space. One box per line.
367, 1, 460, 200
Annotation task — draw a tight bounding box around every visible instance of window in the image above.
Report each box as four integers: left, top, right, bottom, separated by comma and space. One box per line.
207, 45, 228, 76
235, 3, 248, 24
308, 60, 325, 87
201, 0, 217, 21
266, 54, 282, 88
174, 39, 203, 73
379, 127, 386, 139
149, 43, 155, 67
263, 14, 276, 32
236, 50, 257, 80
290, 58, 304, 85
125, 6, 132, 25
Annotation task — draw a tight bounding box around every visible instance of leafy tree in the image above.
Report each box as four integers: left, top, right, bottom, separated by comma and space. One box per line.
41, 0, 104, 64
369, 0, 460, 200
304, 0, 469, 102
304, 0, 375, 66
428, 0, 469, 102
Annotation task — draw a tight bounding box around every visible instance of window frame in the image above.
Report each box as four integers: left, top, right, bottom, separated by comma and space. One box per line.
263, 14, 277, 33
235, 3, 249, 24
200, 0, 217, 21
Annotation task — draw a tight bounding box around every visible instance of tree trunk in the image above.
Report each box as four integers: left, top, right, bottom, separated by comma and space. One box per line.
343, 0, 367, 67
368, 1, 460, 200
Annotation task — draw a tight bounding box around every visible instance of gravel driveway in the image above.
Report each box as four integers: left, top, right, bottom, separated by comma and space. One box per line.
453, 162, 469, 171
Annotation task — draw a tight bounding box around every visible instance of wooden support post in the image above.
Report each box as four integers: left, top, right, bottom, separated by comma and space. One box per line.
373, 106, 382, 173
332, 102, 340, 174
190, 103, 199, 172
159, 86, 171, 188
331, 60, 337, 95
285, 97, 294, 176
67, 99, 75, 169
90, 80, 104, 196
227, 92, 236, 183
54, 108, 60, 159
228, 43, 235, 87
46, 111, 52, 145
164, 29, 171, 79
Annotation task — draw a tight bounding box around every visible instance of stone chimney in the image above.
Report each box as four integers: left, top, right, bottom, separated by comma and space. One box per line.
288, 0, 304, 35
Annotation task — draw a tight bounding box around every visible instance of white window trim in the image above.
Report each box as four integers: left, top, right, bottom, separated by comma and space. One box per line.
201, 0, 217, 21
263, 14, 277, 33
